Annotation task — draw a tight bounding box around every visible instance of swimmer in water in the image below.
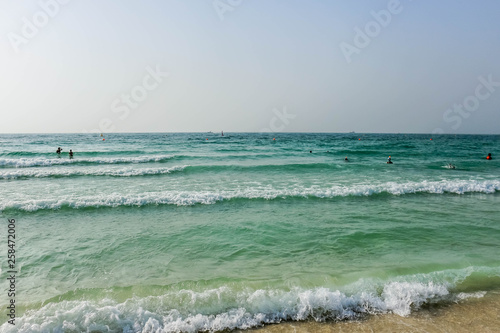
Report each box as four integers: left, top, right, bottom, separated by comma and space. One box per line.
486, 153, 492, 160
387, 156, 393, 164
69, 149, 74, 158
56, 147, 62, 154
448, 163, 456, 169
344, 157, 349, 162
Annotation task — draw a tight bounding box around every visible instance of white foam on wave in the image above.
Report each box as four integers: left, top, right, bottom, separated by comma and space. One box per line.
0, 165, 187, 179
1, 267, 493, 333
1, 179, 499, 212
0, 155, 174, 168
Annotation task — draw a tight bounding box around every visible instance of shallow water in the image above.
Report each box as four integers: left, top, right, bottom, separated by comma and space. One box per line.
0, 133, 499, 332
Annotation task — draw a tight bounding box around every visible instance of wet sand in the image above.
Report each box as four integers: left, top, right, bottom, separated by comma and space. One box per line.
240, 290, 500, 333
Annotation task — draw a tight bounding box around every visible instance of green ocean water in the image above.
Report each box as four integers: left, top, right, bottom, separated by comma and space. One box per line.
0, 133, 499, 332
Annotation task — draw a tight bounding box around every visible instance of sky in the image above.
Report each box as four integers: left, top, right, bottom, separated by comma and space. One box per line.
0, 0, 499, 134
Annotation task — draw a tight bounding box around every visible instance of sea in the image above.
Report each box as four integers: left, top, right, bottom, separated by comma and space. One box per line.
0, 132, 499, 332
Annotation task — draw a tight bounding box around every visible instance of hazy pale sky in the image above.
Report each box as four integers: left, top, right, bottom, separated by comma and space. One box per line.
1, 0, 499, 134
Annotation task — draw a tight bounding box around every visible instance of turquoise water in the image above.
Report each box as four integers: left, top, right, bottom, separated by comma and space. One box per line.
0, 133, 499, 332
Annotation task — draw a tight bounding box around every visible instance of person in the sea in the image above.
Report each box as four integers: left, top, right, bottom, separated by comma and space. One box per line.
344, 157, 349, 162
486, 153, 492, 160
387, 156, 392, 164
69, 149, 74, 158
56, 147, 62, 154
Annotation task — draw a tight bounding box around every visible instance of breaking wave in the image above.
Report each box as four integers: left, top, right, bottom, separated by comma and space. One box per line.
0, 166, 187, 179
2, 180, 498, 212
0, 155, 174, 168
2, 266, 496, 333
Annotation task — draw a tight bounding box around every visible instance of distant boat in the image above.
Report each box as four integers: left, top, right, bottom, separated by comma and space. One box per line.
349, 131, 355, 134
222, 131, 224, 136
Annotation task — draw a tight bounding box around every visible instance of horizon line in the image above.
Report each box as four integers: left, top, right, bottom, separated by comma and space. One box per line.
0, 131, 499, 135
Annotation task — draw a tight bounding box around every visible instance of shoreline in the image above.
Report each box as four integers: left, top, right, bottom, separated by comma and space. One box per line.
243, 290, 500, 333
